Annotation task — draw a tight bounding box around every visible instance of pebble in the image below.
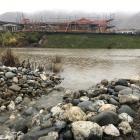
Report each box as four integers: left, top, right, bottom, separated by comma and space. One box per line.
0, 105, 6, 111
7, 101, 15, 111
102, 124, 120, 137
48, 131, 59, 140
51, 105, 64, 116
101, 79, 109, 86
12, 77, 18, 83
15, 96, 22, 104
118, 121, 132, 134
5, 72, 16, 79
9, 114, 16, 120
119, 113, 133, 123
79, 96, 89, 102
9, 85, 21, 92
40, 74, 47, 81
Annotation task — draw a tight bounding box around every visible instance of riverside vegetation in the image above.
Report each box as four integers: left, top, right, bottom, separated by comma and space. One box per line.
1, 32, 140, 48
0, 50, 140, 140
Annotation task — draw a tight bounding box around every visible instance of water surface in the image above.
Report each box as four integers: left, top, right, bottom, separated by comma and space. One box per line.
11, 48, 140, 89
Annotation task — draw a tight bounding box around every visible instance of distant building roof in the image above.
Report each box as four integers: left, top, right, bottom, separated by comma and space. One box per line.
3, 23, 17, 27
69, 18, 108, 26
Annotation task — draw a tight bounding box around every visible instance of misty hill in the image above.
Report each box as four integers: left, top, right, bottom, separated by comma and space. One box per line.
0, 11, 140, 29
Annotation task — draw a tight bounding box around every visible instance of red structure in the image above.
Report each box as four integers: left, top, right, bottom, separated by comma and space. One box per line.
20, 17, 114, 33
0, 17, 114, 33
59, 18, 114, 33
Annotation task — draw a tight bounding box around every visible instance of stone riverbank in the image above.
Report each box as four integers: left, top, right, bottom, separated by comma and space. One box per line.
0, 65, 140, 140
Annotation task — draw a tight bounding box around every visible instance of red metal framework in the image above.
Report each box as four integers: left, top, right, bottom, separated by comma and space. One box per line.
0, 16, 114, 33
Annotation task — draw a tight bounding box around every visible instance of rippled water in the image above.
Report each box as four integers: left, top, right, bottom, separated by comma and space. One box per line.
9, 48, 140, 89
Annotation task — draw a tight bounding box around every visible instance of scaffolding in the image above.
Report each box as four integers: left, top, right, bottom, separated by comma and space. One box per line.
0, 15, 115, 33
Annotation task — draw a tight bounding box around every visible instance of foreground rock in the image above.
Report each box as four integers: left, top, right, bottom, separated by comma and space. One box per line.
118, 121, 132, 134
118, 88, 140, 103
63, 106, 87, 122
72, 121, 103, 140
91, 111, 119, 126
0, 71, 140, 140
102, 124, 120, 137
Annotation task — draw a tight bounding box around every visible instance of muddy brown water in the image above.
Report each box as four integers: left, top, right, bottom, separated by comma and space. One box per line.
9, 48, 140, 89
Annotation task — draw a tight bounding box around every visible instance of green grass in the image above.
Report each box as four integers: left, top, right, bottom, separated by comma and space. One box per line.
43, 34, 140, 49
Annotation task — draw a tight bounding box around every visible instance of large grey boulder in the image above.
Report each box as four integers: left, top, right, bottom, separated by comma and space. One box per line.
114, 85, 128, 92
78, 101, 95, 112
78, 100, 104, 112
91, 111, 119, 126
118, 105, 136, 117
115, 79, 128, 86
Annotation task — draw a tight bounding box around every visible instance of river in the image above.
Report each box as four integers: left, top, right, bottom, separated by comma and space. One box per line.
9, 48, 140, 89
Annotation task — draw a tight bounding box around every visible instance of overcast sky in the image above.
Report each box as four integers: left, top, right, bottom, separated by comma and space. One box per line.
0, 0, 140, 14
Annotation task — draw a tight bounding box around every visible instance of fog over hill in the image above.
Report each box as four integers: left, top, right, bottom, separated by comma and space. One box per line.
0, 11, 140, 29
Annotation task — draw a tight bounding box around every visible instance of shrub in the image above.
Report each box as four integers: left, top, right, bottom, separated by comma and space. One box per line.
25, 32, 41, 44
1, 48, 20, 67
52, 55, 62, 73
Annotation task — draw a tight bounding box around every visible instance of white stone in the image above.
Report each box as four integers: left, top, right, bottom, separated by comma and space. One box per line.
7, 101, 15, 111
0, 105, 6, 111
72, 121, 103, 140
98, 104, 117, 112
48, 131, 59, 140
64, 89, 74, 98
9, 114, 16, 120
39, 109, 44, 114
86, 112, 96, 120
102, 124, 120, 137
80, 96, 89, 102
51, 106, 64, 116
12, 77, 18, 83
15, 96, 22, 104
40, 74, 47, 81
119, 113, 133, 123
0, 72, 4, 75
63, 106, 87, 122
118, 121, 132, 134
0, 131, 16, 140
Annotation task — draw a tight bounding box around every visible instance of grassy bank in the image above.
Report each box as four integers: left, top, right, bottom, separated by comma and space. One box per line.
44, 34, 140, 49
1, 32, 140, 48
